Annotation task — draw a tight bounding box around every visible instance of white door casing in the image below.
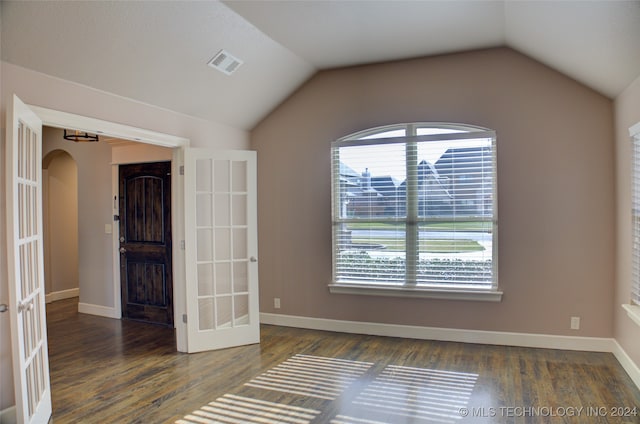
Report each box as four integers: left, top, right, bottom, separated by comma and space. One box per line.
6, 95, 52, 423
4, 104, 254, 423
184, 148, 259, 353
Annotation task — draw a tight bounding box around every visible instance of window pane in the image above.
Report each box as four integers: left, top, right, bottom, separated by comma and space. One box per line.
335, 144, 406, 219
334, 222, 406, 285
416, 222, 493, 288
358, 129, 405, 140
331, 123, 497, 291
417, 138, 493, 218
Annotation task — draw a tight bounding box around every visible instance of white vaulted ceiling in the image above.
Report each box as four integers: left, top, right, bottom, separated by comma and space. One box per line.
2, 1, 639, 131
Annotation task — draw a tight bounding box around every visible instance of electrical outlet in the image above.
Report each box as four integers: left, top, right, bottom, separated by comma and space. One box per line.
274, 298, 281, 309
570, 316, 580, 330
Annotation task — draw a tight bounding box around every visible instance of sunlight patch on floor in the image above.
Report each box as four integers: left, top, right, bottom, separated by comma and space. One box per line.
176, 356, 478, 423
351, 364, 478, 423
330, 415, 392, 424
244, 354, 374, 400
176, 394, 321, 424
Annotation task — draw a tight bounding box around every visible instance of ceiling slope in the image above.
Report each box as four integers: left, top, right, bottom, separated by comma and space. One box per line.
504, 1, 640, 98
2, 1, 639, 131
225, 0, 507, 69
0, 0, 314, 130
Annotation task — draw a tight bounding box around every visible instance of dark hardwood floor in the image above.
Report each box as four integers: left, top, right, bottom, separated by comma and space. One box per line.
47, 298, 640, 423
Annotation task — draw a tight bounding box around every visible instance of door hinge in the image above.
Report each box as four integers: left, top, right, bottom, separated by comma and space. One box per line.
182, 314, 187, 324
113, 214, 120, 221
180, 240, 185, 250
179, 165, 184, 175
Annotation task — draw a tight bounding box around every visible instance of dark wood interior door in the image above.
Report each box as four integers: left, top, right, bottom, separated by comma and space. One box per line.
119, 161, 173, 326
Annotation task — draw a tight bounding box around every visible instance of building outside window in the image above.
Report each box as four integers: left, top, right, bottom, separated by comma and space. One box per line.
330, 123, 500, 300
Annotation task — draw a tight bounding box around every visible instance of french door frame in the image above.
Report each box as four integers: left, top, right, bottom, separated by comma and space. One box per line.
27, 105, 191, 351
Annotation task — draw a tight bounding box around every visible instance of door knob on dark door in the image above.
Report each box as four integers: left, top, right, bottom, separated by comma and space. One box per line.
120, 247, 127, 254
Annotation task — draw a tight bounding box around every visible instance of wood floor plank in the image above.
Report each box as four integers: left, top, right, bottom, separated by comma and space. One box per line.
46, 298, 640, 423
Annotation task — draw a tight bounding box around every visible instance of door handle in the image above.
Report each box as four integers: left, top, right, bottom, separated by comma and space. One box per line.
250, 256, 257, 263
0, 304, 8, 313
120, 247, 127, 254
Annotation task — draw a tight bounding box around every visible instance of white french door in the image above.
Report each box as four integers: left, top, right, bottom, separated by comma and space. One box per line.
5, 95, 52, 423
183, 148, 259, 353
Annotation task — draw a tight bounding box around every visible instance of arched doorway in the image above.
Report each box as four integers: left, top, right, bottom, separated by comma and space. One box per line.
43, 150, 79, 302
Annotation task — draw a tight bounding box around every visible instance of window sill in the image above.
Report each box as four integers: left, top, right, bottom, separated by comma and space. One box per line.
622, 304, 640, 328
329, 283, 503, 302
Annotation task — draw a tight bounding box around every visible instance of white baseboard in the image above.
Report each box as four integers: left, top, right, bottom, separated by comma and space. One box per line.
0, 405, 16, 424
78, 302, 120, 319
45, 288, 79, 303
260, 313, 615, 353
612, 340, 640, 390
260, 313, 640, 390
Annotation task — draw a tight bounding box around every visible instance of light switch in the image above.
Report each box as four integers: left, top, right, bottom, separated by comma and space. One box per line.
105, 224, 112, 234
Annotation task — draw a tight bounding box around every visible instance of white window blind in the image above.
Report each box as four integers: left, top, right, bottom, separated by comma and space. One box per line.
331, 123, 498, 293
632, 132, 640, 304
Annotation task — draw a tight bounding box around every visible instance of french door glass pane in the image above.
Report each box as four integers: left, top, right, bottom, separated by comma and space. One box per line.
233, 228, 247, 259
232, 161, 247, 192
214, 194, 230, 226
196, 229, 213, 261
234, 294, 249, 325
216, 296, 232, 328
215, 262, 232, 295
232, 194, 247, 225
214, 160, 230, 192
196, 159, 211, 192
198, 298, 214, 331
214, 228, 231, 260
196, 194, 212, 226
197, 263, 213, 296
233, 262, 249, 293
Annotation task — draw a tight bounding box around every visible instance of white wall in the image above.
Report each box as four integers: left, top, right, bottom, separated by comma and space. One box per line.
111, 142, 173, 164
0, 61, 248, 411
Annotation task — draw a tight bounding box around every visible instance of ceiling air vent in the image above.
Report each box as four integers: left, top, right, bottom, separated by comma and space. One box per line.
207, 49, 243, 76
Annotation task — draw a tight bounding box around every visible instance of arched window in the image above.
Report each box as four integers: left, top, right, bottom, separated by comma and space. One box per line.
330, 123, 500, 300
